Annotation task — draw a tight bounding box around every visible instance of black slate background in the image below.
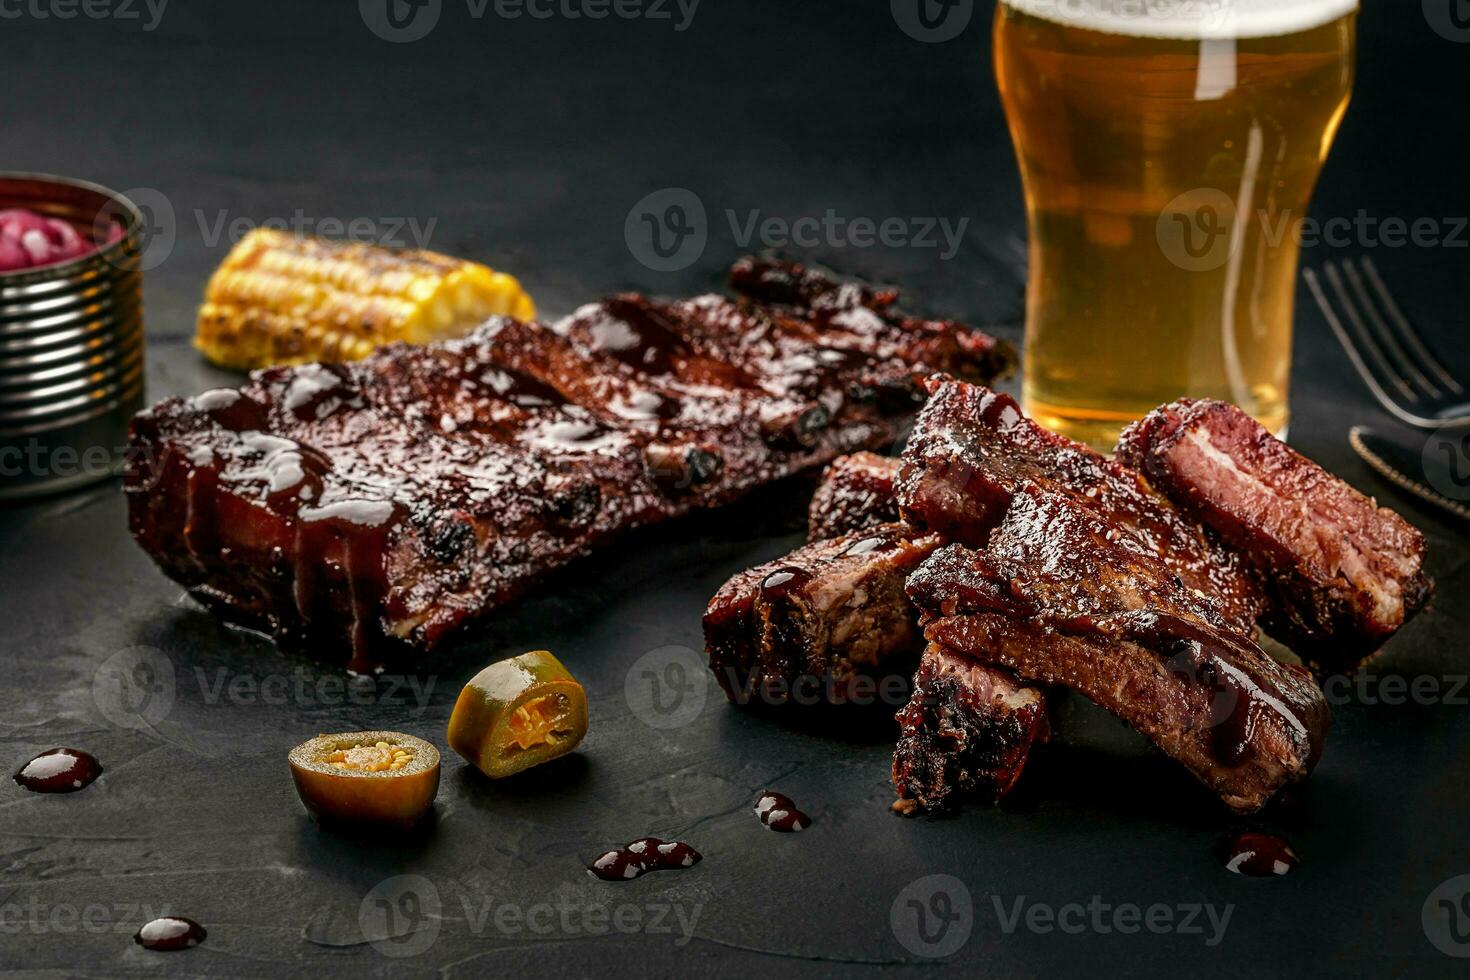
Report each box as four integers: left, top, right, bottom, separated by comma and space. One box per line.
4, 1, 1470, 977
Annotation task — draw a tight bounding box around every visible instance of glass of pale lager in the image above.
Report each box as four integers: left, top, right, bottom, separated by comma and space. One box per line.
995, 0, 1358, 448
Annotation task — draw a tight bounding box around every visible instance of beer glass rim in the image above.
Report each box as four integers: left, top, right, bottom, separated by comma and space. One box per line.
997, 0, 1359, 42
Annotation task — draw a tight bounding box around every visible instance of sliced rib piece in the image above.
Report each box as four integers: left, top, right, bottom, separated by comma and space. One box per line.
807, 452, 902, 541
127, 261, 1013, 671
891, 644, 1048, 814
1116, 399, 1432, 672
704, 523, 941, 705
896, 378, 1264, 636
908, 489, 1330, 814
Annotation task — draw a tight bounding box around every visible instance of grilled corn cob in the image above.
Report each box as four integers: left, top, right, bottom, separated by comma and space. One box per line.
194, 228, 535, 370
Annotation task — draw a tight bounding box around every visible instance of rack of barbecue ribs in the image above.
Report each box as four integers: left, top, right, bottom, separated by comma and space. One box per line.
704, 377, 1432, 814
125, 258, 1015, 674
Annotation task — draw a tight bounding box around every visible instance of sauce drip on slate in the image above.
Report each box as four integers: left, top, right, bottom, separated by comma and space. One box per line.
587, 838, 702, 881
754, 791, 812, 832
1219, 830, 1299, 877
134, 916, 207, 951
13, 748, 102, 793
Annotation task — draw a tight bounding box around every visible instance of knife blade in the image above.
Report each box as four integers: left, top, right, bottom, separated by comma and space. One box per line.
1349, 425, 1470, 524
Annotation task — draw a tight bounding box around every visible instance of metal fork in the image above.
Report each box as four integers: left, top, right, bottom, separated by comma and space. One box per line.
1304, 257, 1469, 428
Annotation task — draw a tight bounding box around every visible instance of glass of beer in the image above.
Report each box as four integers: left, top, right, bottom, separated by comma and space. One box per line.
994, 0, 1358, 448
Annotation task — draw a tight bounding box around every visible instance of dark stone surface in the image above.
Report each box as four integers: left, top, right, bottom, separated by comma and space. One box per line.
3, 1, 1468, 976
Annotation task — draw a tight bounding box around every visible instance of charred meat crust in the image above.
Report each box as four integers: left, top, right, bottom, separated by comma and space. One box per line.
892, 644, 1049, 813
920, 612, 1327, 814
703, 523, 942, 705
907, 490, 1331, 814
710, 378, 1430, 816
728, 256, 1018, 388
125, 261, 1014, 673
1116, 398, 1432, 673
896, 378, 1265, 636
807, 452, 902, 542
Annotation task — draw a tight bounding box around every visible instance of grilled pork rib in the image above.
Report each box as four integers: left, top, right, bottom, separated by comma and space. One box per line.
703, 523, 941, 705
896, 378, 1265, 636
892, 644, 1049, 814
807, 452, 903, 542
709, 377, 1430, 815
908, 489, 1330, 814
1116, 399, 1432, 672
713, 444, 1050, 810
729, 257, 1018, 389
126, 261, 1013, 672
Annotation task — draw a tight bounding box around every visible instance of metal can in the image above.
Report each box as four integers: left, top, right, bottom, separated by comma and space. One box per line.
1, 173, 145, 501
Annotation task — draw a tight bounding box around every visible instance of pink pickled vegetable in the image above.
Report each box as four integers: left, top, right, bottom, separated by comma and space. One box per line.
0, 235, 29, 272
0, 208, 108, 272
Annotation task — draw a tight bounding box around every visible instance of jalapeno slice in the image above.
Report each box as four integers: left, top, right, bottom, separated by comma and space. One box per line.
448, 650, 589, 779
288, 731, 440, 828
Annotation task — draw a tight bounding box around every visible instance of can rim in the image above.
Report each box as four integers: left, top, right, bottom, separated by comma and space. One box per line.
0, 172, 145, 285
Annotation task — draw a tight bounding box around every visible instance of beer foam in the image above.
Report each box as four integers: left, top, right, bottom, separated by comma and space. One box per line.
1001, 0, 1358, 40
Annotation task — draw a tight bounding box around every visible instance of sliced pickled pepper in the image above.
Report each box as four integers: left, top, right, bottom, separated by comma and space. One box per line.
448, 651, 588, 778
288, 731, 440, 829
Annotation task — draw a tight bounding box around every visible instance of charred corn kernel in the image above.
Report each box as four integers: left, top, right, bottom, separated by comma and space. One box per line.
194, 228, 536, 370
288, 731, 440, 829
448, 651, 588, 779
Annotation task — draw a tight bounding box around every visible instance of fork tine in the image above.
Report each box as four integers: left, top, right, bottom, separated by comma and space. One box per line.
1306, 267, 1417, 422
1340, 258, 1441, 400
1322, 261, 1419, 405
1361, 257, 1464, 396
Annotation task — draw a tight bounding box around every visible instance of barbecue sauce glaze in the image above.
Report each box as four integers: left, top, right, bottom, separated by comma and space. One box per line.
754, 791, 812, 832
1219, 830, 1299, 877
134, 917, 207, 951
587, 838, 702, 881
13, 748, 102, 793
